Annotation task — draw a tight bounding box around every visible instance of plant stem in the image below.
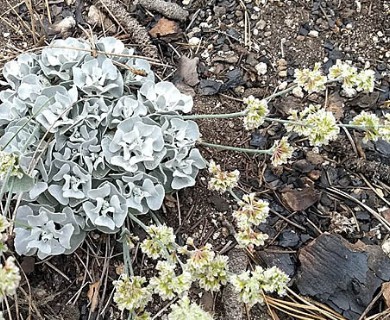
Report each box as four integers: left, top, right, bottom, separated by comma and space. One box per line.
182, 84, 298, 121
198, 141, 273, 155
182, 110, 245, 120
128, 213, 148, 231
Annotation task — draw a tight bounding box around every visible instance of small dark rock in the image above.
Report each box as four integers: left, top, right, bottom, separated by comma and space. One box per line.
250, 132, 268, 148
278, 230, 300, 248
209, 195, 230, 212
200, 79, 223, 95
258, 248, 296, 277
375, 139, 390, 156
298, 26, 309, 36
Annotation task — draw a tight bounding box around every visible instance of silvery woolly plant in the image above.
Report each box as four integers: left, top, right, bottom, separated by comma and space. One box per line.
0, 37, 206, 259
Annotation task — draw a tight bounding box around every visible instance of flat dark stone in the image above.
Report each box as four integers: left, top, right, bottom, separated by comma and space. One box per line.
296, 234, 390, 320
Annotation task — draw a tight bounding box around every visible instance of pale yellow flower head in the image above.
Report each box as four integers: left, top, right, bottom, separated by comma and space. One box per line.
208, 160, 239, 193
243, 96, 269, 130
270, 137, 294, 166
294, 63, 327, 93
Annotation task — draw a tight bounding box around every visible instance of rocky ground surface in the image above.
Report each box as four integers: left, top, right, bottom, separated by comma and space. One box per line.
1, 0, 390, 319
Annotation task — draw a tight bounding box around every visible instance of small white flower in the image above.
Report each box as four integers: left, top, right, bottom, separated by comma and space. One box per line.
0, 257, 21, 302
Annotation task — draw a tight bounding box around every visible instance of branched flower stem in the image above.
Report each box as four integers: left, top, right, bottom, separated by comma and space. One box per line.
198, 141, 273, 155
183, 85, 298, 121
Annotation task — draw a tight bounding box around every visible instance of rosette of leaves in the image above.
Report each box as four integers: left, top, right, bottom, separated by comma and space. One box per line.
161, 148, 206, 190
2, 53, 40, 89
0, 118, 41, 154
39, 38, 91, 80
82, 182, 127, 233
139, 81, 193, 114
115, 172, 165, 214
73, 55, 124, 98
47, 159, 91, 207
32, 85, 78, 133
102, 116, 166, 173
109, 95, 147, 128
14, 205, 85, 259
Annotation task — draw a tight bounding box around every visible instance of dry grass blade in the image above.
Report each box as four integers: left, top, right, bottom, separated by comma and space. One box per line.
262, 288, 346, 320
11, 0, 36, 42
359, 174, 390, 207
327, 187, 390, 232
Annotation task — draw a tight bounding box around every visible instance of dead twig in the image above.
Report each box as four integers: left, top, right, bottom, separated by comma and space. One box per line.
94, 0, 158, 58
137, 0, 189, 21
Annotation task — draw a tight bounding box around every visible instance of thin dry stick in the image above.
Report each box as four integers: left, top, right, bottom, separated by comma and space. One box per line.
44, 0, 52, 24
327, 186, 390, 232
137, 0, 189, 21
286, 288, 346, 320
17, 0, 37, 43
359, 173, 390, 207
94, 0, 158, 58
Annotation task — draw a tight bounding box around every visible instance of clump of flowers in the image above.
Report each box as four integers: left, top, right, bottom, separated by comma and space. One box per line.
230, 265, 289, 307
140, 225, 176, 259
182, 238, 229, 292
208, 160, 240, 193
113, 275, 152, 312
243, 95, 269, 130
350, 111, 380, 142
149, 261, 192, 300
168, 296, 213, 320
0, 257, 21, 302
0, 215, 10, 255
0, 151, 23, 181
270, 137, 295, 166
285, 105, 340, 147
294, 63, 327, 93
328, 60, 376, 95
233, 193, 270, 248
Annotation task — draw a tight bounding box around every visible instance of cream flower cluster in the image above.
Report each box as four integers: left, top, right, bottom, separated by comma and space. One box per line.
149, 261, 192, 300
208, 160, 239, 193
350, 111, 390, 143
285, 105, 340, 146
182, 239, 229, 292
0, 215, 10, 255
328, 60, 376, 96
0, 257, 21, 302
294, 63, 327, 93
294, 60, 376, 96
233, 193, 270, 248
243, 96, 269, 130
168, 296, 213, 320
140, 225, 176, 259
270, 137, 295, 166
0, 151, 23, 181
230, 265, 289, 307
113, 275, 152, 312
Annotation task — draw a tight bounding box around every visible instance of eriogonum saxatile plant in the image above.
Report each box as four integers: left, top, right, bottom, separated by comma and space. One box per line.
208, 160, 240, 193
0, 37, 206, 259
